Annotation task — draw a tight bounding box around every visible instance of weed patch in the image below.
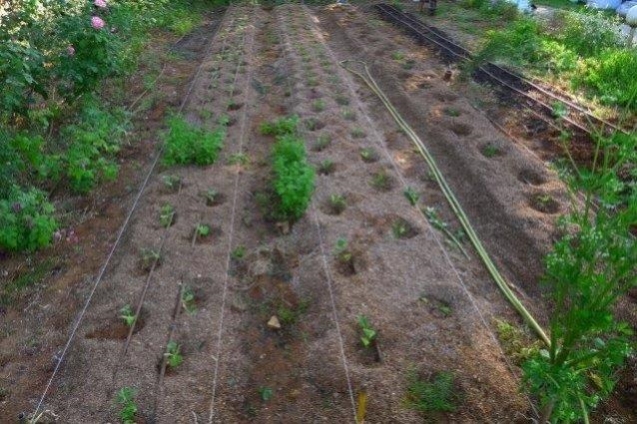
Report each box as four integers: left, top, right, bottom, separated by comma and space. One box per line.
162, 115, 225, 166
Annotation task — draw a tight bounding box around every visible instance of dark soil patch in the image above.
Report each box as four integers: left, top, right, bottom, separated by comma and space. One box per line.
86, 308, 148, 340
529, 193, 561, 214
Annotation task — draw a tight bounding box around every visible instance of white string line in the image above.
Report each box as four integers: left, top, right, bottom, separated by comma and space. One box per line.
207, 7, 258, 423
302, 4, 538, 413
30, 10, 229, 421
309, 203, 359, 422
272, 7, 359, 421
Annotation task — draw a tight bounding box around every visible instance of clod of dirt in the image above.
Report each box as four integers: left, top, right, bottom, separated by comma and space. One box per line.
529, 193, 561, 214
267, 315, 282, 330
449, 122, 473, 137
518, 169, 547, 186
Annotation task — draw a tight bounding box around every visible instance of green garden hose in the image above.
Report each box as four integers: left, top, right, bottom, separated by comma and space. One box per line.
341, 60, 550, 347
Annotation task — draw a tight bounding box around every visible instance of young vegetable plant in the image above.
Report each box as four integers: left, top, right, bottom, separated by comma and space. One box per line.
371, 171, 393, 191
159, 204, 175, 228
140, 248, 161, 272
403, 187, 420, 206
318, 159, 335, 175
358, 315, 378, 349
360, 148, 378, 163
119, 305, 136, 327
312, 134, 331, 152
203, 188, 220, 206
231, 245, 246, 260
116, 387, 138, 424
162, 115, 225, 166
162, 175, 181, 192
258, 386, 273, 402
328, 194, 346, 215
181, 285, 197, 314
165, 341, 183, 369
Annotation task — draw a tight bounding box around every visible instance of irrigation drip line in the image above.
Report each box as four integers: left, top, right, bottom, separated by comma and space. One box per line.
207, 7, 258, 423
29, 8, 229, 421
341, 60, 550, 347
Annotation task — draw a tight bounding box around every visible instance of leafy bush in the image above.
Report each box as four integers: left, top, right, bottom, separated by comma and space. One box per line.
476, 19, 544, 66
576, 49, 637, 107
64, 98, 129, 193
557, 11, 623, 57
162, 115, 225, 166
0, 185, 57, 252
271, 134, 315, 221
259, 115, 299, 137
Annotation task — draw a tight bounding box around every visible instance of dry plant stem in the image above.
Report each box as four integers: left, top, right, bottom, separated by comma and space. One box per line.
341, 60, 550, 347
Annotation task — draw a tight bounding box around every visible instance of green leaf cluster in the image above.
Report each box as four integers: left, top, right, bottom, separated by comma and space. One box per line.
162, 115, 225, 166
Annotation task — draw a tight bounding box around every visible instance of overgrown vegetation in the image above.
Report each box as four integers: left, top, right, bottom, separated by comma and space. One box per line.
473, 6, 637, 109
261, 116, 315, 222
0, 0, 223, 252
116, 386, 138, 424
521, 128, 637, 421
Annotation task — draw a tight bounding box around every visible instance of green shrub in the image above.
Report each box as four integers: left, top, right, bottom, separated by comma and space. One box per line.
162, 115, 225, 166
259, 115, 299, 137
272, 134, 315, 221
577, 49, 637, 107
0, 185, 57, 252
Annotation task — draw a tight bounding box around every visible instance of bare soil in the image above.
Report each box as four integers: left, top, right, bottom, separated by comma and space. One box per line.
1, 3, 635, 424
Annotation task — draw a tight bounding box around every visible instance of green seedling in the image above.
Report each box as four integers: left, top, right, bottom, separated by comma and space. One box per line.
228, 152, 250, 166
422, 207, 469, 258
341, 108, 356, 121
160, 204, 175, 228
195, 223, 211, 237
328, 194, 346, 215
304, 117, 324, 131
391, 51, 405, 61
162, 175, 181, 192
334, 238, 352, 264
119, 305, 136, 327
307, 77, 319, 87
181, 285, 197, 314
406, 371, 458, 413
403, 187, 420, 206
140, 248, 161, 272
360, 148, 378, 163
312, 99, 326, 112
203, 188, 220, 206
277, 300, 309, 325
258, 386, 273, 402
371, 171, 393, 191
318, 159, 335, 175
335, 95, 350, 106
312, 134, 332, 151
231, 245, 246, 260
481, 144, 501, 158
552, 101, 568, 119
392, 220, 409, 239
165, 341, 183, 369
358, 315, 378, 349
260, 115, 299, 137
351, 128, 365, 138
116, 387, 138, 424
443, 107, 461, 117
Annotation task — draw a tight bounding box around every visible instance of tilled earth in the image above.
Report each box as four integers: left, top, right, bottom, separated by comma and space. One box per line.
2, 3, 634, 424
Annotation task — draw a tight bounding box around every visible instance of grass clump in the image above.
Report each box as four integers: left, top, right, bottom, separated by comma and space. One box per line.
162, 115, 225, 166
406, 370, 458, 414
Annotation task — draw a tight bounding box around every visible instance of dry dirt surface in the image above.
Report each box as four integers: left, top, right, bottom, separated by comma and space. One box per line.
2, 3, 634, 424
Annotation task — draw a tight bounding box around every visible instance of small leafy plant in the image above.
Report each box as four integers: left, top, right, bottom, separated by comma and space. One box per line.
181, 285, 196, 314
328, 194, 346, 215
258, 386, 273, 402
162, 175, 181, 192
481, 143, 501, 158
259, 115, 299, 137
318, 159, 335, 175
140, 248, 161, 272
165, 341, 183, 369
403, 187, 419, 206
231, 245, 246, 260
335, 95, 350, 106
203, 188, 220, 206
351, 128, 366, 138
312, 99, 326, 112
358, 315, 377, 349
228, 152, 249, 166
371, 171, 393, 191
341, 108, 356, 121
159, 204, 175, 228
360, 148, 378, 163
406, 371, 458, 413
312, 134, 331, 152
195, 223, 211, 238
116, 387, 138, 424
119, 305, 136, 327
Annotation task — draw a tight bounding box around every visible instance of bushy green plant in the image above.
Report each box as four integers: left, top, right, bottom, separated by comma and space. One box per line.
577, 49, 637, 108
116, 387, 137, 424
0, 185, 57, 252
270, 127, 315, 221
162, 115, 225, 166
475, 18, 544, 66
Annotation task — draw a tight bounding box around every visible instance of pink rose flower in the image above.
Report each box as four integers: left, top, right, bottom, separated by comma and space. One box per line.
94, 0, 107, 8
67, 45, 75, 56
91, 16, 105, 30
